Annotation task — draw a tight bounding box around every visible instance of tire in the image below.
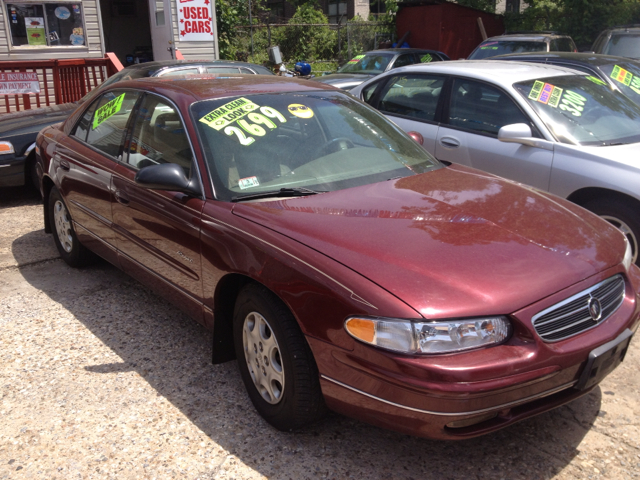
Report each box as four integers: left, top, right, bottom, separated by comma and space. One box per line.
584, 198, 640, 266
48, 186, 97, 268
233, 283, 326, 431
26, 152, 40, 193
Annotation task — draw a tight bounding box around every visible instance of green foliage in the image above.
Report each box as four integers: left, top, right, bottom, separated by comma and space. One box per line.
505, 0, 640, 49
215, 0, 247, 59
273, 5, 337, 61
456, 0, 496, 13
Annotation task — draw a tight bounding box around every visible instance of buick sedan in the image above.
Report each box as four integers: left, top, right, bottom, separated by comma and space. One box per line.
36, 75, 639, 439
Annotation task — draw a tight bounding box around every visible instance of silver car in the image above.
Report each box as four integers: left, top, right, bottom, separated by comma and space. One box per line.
351, 60, 640, 264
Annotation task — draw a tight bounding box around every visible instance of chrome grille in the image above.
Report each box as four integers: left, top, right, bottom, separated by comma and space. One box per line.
532, 275, 625, 342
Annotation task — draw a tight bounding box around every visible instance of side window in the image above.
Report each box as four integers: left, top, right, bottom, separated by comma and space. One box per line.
361, 80, 381, 105
393, 54, 418, 68
79, 90, 140, 157
160, 67, 200, 77
240, 67, 256, 74
419, 52, 441, 63
447, 79, 530, 136
125, 94, 193, 176
559, 38, 576, 51
378, 74, 444, 122
550, 39, 560, 51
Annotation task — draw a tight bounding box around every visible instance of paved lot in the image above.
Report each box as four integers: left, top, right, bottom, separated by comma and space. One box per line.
1, 186, 639, 480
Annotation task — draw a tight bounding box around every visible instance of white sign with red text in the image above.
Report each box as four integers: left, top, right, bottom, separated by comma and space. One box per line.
0, 72, 40, 95
178, 0, 213, 41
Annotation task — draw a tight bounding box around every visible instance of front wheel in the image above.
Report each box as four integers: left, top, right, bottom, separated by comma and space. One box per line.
48, 186, 96, 268
233, 283, 325, 431
584, 198, 640, 266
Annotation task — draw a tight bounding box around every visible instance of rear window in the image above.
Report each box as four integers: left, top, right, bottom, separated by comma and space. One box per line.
468, 40, 547, 60
602, 34, 640, 59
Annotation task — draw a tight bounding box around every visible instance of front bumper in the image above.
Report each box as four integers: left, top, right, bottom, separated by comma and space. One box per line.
311, 267, 640, 439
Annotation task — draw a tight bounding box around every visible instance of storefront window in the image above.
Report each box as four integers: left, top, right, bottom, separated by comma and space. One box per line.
6, 2, 85, 47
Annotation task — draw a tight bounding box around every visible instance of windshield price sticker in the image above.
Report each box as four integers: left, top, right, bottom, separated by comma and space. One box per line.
611, 65, 633, 86
420, 54, 433, 63
586, 76, 607, 85
238, 176, 260, 189
93, 93, 125, 129
480, 46, 498, 50
559, 90, 587, 117
529, 81, 563, 107
348, 55, 365, 64
199, 97, 260, 131
201, 102, 289, 147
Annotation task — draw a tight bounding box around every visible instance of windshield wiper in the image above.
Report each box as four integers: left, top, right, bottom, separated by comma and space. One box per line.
231, 187, 325, 202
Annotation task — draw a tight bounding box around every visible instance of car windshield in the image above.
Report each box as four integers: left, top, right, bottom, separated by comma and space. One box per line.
469, 40, 547, 59
602, 34, 640, 59
514, 75, 640, 146
337, 53, 394, 74
599, 61, 640, 104
191, 91, 441, 201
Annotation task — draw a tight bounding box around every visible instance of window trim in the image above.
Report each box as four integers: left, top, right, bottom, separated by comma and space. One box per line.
3, 0, 90, 51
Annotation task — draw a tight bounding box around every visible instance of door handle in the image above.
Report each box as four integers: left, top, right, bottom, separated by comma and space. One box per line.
114, 189, 130, 205
439, 137, 460, 148
60, 159, 70, 171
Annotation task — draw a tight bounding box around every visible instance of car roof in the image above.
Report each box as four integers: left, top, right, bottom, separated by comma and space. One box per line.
123, 59, 268, 74
601, 24, 640, 33
113, 74, 336, 102
483, 34, 564, 42
362, 48, 444, 55
389, 60, 585, 86
492, 52, 637, 67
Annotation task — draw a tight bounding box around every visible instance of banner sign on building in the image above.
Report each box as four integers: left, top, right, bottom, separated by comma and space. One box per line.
177, 0, 213, 41
0, 72, 41, 95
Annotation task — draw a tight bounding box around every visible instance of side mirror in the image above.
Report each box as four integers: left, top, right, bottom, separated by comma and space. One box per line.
498, 123, 553, 151
135, 163, 201, 197
407, 131, 424, 145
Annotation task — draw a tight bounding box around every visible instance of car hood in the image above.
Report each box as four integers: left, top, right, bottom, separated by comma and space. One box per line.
232, 165, 623, 318
0, 102, 77, 135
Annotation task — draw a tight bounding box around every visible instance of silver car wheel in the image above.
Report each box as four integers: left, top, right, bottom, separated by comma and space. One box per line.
242, 311, 284, 405
53, 199, 73, 253
601, 214, 638, 264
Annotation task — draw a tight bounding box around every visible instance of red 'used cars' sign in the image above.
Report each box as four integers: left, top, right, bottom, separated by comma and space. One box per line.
0, 72, 40, 95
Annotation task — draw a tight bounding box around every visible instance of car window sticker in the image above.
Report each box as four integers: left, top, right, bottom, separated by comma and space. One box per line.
528, 81, 563, 108
480, 46, 499, 50
586, 76, 607, 86
93, 93, 125, 129
559, 90, 586, 116
421, 54, 433, 63
238, 176, 260, 189
610, 65, 640, 94
347, 54, 365, 64
200, 100, 288, 146
287, 104, 314, 119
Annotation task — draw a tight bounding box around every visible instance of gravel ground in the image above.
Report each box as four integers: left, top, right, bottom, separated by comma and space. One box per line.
1, 186, 639, 480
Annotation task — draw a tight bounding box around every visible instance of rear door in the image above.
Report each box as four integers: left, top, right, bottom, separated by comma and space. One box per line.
435, 78, 553, 190
371, 73, 446, 156
55, 89, 140, 264
111, 92, 205, 322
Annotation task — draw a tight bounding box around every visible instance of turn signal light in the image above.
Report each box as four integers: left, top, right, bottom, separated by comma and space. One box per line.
0, 141, 14, 155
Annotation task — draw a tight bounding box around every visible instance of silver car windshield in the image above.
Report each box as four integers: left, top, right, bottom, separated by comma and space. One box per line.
514, 75, 640, 146
191, 91, 441, 201
468, 41, 547, 59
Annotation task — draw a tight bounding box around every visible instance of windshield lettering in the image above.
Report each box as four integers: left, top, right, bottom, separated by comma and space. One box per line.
199, 97, 260, 131
611, 65, 633, 86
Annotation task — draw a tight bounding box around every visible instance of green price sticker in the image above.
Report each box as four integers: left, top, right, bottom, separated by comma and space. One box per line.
611, 65, 633, 86
93, 93, 125, 129
347, 54, 365, 64
586, 76, 607, 86
421, 54, 433, 63
528, 80, 545, 101
199, 97, 260, 131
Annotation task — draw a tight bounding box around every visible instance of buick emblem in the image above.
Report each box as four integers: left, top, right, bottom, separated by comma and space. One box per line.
588, 296, 602, 322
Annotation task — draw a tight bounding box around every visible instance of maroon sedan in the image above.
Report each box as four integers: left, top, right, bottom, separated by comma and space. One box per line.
35, 75, 639, 439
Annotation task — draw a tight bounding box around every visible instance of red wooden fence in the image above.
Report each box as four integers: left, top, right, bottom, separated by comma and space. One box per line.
0, 53, 123, 114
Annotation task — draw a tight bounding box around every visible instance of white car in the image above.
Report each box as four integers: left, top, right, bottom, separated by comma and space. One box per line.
351, 60, 640, 264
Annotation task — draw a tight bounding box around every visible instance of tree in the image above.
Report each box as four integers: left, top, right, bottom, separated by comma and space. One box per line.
456, 0, 496, 13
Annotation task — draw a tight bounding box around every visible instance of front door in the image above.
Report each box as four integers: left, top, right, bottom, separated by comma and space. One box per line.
149, 0, 174, 60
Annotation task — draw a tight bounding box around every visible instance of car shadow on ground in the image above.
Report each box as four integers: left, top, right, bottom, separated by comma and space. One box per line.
13, 232, 601, 479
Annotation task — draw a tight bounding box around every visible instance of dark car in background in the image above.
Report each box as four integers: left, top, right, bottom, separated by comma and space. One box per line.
0, 60, 273, 189
313, 48, 449, 91
592, 25, 640, 59
493, 52, 640, 106
468, 33, 577, 60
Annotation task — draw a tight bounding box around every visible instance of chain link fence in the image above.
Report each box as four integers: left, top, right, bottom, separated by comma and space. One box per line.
232, 22, 395, 74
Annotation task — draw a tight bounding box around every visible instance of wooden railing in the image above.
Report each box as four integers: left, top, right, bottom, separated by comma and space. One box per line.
0, 53, 123, 114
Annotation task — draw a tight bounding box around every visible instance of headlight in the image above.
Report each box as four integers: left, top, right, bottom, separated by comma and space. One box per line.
623, 238, 633, 271
0, 141, 14, 155
345, 316, 511, 354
